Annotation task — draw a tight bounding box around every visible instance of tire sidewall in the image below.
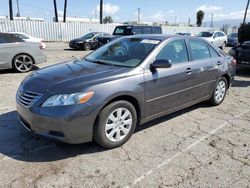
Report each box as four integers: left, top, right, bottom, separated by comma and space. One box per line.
12, 54, 34, 73
94, 100, 137, 149
211, 77, 228, 105
84, 43, 91, 51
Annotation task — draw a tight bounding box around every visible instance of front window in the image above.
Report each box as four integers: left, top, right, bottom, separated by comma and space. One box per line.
86, 37, 161, 67
197, 32, 214, 38
82, 33, 96, 40
113, 26, 133, 36
155, 39, 189, 64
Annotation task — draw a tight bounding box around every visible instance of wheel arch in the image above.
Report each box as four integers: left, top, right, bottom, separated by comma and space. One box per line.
93, 95, 142, 134
11, 53, 35, 68
221, 74, 231, 89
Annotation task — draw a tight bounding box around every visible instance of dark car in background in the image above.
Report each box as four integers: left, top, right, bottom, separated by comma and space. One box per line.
97, 25, 162, 46
17, 35, 235, 149
69, 32, 110, 50
227, 33, 238, 47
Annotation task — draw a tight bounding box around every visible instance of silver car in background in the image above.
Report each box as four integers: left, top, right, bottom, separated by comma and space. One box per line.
197, 31, 228, 50
0, 33, 46, 73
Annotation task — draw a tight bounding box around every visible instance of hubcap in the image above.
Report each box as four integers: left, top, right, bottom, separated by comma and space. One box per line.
215, 80, 226, 103
105, 108, 133, 142
14, 55, 33, 72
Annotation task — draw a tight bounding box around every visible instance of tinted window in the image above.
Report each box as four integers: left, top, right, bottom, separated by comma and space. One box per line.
132, 27, 142, 34
189, 39, 210, 60
197, 32, 213, 37
0, 33, 23, 43
82, 33, 95, 39
142, 27, 152, 34
113, 26, 132, 35
156, 39, 189, 64
153, 27, 162, 34
229, 33, 238, 38
214, 32, 219, 38
132, 27, 142, 35
218, 32, 225, 37
13, 34, 29, 39
208, 45, 220, 58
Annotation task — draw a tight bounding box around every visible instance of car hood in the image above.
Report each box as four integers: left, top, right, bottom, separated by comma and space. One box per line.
21, 59, 130, 94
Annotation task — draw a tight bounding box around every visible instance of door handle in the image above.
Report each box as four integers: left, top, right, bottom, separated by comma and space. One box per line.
185, 68, 192, 74
217, 61, 222, 65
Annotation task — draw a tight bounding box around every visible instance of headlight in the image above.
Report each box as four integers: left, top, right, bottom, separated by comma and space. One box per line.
42, 91, 94, 107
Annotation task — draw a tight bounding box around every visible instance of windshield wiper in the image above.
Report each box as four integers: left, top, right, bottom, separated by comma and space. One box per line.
85, 58, 112, 66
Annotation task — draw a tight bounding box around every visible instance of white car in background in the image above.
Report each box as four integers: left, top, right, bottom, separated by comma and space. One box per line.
0, 32, 46, 73
197, 31, 228, 49
7, 32, 46, 49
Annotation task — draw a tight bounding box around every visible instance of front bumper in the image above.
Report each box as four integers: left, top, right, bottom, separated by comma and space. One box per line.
16, 101, 99, 144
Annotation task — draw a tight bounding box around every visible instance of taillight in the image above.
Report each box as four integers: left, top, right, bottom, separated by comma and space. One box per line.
39, 43, 45, 50
231, 59, 237, 65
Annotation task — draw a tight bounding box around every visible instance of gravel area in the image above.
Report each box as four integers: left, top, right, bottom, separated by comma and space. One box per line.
0, 43, 249, 188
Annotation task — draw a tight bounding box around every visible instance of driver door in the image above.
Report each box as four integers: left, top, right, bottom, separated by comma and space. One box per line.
144, 39, 194, 120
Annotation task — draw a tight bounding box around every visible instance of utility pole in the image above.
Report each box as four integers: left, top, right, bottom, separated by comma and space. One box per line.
137, 8, 141, 24
9, 0, 13, 20
53, 0, 58, 22
16, 0, 20, 17
100, 0, 103, 24
210, 13, 214, 28
243, 0, 250, 24
63, 0, 67, 22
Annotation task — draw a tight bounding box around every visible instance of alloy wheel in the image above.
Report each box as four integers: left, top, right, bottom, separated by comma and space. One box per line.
105, 108, 133, 142
14, 55, 33, 72
215, 80, 226, 103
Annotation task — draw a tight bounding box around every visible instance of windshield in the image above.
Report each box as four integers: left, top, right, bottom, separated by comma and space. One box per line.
85, 37, 160, 67
82, 33, 96, 40
228, 33, 238, 38
197, 32, 213, 37
113, 26, 133, 36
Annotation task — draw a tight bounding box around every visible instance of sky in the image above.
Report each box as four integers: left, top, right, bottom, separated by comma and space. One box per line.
0, 0, 249, 24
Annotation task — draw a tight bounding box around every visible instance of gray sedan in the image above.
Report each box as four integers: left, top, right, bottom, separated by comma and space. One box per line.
16, 35, 235, 149
0, 33, 46, 72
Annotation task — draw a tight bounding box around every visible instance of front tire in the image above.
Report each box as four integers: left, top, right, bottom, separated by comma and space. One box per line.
83, 43, 91, 51
12, 54, 34, 73
209, 77, 228, 106
94, 100, 137, 149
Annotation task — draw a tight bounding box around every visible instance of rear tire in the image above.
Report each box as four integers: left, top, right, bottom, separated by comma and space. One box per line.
209, 77, 228, 106
12, 54, 34, 73
94, 100, 137, 149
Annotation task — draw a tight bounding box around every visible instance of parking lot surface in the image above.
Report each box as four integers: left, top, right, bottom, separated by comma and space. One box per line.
0, 43, 250, 188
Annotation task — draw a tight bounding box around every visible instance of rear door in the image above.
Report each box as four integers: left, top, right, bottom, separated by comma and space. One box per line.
187, 39, 220, 100
144, 39, 194, 119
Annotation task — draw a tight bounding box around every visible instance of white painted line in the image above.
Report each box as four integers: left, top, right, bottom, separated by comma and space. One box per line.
130, 110, 249, 187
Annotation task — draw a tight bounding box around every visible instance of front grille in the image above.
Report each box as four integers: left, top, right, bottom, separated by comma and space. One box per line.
17, 90, 42, 108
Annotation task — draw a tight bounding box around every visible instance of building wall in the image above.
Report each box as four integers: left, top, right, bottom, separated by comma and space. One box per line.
0, 20, 220, 41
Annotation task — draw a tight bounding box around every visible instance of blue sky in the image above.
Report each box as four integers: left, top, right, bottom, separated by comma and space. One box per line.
0, 0, 249, 23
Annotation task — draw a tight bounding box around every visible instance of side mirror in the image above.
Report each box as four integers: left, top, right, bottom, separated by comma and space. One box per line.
213, 35, 217, 39
131, 32, 136, 35
150, 59, 172, 71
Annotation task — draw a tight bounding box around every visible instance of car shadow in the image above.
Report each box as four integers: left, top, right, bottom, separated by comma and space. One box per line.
232, 66, 250, 87
0, 103, 210, 163
64, 48, 84, 51
0, 66, 40, 74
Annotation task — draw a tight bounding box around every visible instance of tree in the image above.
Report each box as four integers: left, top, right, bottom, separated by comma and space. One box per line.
103, 16, 113, 24
196, 10, 205, 27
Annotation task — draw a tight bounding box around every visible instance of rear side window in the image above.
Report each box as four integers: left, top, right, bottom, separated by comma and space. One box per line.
189, 39, 210, 60
142, 27, 152, 34
208, 45, 220, 58
132, 27, 142, 34
156, 39, 189, 64
0, 33, 23, 43
214, 32, 219, 38
153, 27, 162, 34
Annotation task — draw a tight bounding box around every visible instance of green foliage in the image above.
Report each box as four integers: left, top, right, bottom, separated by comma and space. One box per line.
196, 10, 205, 27
103, 16, 114, 24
